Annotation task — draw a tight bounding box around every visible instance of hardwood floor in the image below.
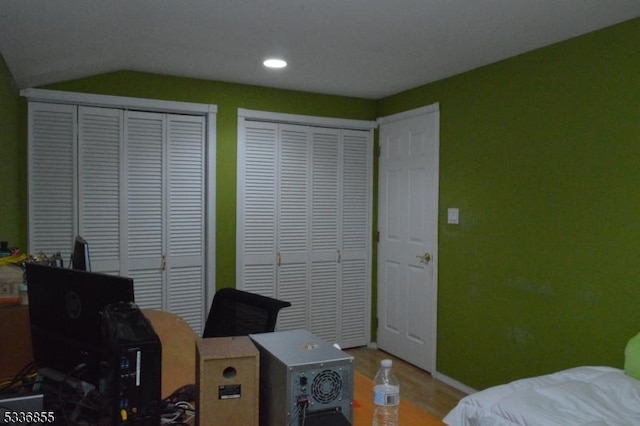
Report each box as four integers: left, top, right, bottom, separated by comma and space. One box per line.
346, 347, 467, 420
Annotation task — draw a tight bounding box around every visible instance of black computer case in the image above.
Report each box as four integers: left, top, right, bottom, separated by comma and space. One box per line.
101, 302, 162, 425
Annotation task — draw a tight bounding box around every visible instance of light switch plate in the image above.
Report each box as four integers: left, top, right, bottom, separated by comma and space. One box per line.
447, 208, 459, 224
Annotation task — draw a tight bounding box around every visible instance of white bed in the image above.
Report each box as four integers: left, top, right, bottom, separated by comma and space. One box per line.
443, 366, 640, 425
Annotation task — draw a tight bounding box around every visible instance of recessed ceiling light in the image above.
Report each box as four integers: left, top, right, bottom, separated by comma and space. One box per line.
263, 58, 287, 69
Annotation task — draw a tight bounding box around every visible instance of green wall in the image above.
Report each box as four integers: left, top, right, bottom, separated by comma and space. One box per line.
3, 17, 639, 391
42, 73, 377, 293
0, 54, 27, 250
379, 17, 640, 389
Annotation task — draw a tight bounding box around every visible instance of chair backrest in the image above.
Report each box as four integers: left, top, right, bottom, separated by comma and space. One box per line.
202, 288, 292, 338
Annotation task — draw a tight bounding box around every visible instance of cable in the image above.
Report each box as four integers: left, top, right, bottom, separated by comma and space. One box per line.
287, 403, 302, 426
0, 361, 37, 394
288, 397, 310, 426
175, 401, 195, 424
31, 364, 108, 425
161, 385, 197, 425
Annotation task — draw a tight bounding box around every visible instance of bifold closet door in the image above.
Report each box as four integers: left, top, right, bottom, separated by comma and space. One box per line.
308, 128, 340, 343
308, 128, 370, 347
125, 111, 206, 333
28, 102, 77, 258
28, 101, 209, 335
274, 124, 311, 332
124, 111, 165, 309
77, 106, 124, 274
165, 114, 206, 332
338, 130, 371, 348
237, 122, 312, 332
238, 119, 371, 347
30, 104, 125, 270
236, 121, 279, 300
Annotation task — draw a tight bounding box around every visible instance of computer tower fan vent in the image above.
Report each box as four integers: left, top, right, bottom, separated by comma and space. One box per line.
311, 370, 343, 404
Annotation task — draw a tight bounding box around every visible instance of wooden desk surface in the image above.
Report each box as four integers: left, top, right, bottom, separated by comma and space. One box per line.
0, 305, 32, 380
353, 371, 443, 426
142, 309, 197, 398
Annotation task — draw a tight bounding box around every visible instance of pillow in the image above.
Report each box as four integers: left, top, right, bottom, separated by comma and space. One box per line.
624, 332, 640, 380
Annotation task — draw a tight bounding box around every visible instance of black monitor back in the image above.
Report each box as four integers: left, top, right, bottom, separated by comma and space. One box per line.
71, 235, 91, 271
26, 263, 134, 381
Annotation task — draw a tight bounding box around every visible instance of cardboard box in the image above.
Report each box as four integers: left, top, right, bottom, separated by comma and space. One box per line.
0, 265, 23, 305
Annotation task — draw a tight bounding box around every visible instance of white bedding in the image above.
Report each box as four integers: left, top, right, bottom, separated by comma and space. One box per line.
443, 366, 640, 426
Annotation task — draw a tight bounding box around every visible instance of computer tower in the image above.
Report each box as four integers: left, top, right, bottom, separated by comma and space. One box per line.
249, 330, 354, 426
196, 336, 260, 426
101, 302, 162, 425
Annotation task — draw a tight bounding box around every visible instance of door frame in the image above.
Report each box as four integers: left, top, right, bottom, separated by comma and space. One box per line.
376, 103, 440, 372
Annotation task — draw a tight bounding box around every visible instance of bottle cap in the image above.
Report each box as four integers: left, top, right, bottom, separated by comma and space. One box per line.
381, 359, 392, 367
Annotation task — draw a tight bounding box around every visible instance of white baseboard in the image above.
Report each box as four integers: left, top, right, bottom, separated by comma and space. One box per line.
432, 371, 477, 395
361, 342, 475, 395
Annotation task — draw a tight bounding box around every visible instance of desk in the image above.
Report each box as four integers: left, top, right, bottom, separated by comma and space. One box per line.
142, 309, 197, 398
0, 305, 32, 380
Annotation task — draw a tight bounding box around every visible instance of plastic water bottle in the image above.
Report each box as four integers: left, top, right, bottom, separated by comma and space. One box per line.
372, 359, 399, 426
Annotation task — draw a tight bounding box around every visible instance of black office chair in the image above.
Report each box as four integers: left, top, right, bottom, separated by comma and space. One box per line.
202, 287, 291, 338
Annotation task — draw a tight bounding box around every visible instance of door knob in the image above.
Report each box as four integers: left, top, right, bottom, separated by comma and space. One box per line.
417, 252, 432, 264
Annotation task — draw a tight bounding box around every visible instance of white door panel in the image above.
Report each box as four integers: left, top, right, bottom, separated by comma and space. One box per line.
377, 105, 439, 372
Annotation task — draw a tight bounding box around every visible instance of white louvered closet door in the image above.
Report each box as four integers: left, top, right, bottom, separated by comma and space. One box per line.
237, 121, 278, 297
276, 124, 311, 331
78, 106, 123, 274
27, 97, 211, 336
309, 128, 340, 342
125, 112, 207, 333
125, 111, 165, 309
238, 118, 372, 348
166, 114, 206, 333
339, 130, 371, 348
28, 102, 77, 259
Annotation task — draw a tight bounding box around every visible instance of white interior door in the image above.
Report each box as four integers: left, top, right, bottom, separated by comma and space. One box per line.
377, 104, 439, 372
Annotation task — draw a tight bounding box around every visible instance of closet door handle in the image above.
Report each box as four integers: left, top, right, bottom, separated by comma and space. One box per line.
277, 252, 281, 266
337, 250, 342, 264
162, 255, 167, 271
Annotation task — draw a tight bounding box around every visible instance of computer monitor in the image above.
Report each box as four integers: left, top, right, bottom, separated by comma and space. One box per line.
71, 236, 91, 271
25, 263, 134, 385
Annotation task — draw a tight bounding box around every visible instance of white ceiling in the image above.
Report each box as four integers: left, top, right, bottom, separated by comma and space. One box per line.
1, 1, 639, 99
